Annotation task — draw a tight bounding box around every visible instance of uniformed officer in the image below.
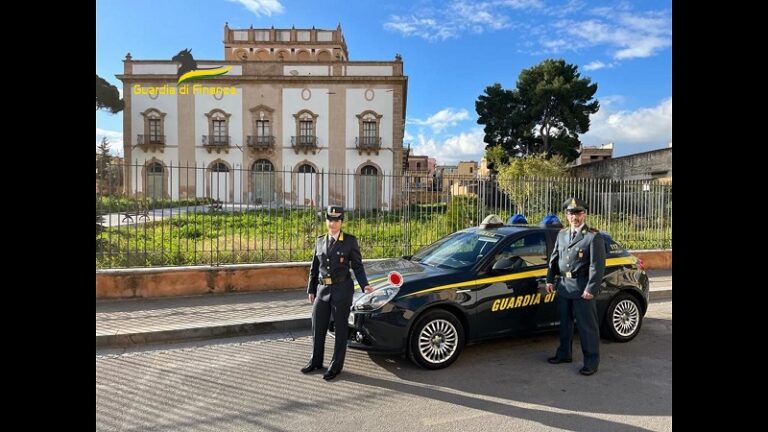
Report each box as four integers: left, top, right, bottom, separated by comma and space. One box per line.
545, 197, 606, 376
301, 205, 374, 381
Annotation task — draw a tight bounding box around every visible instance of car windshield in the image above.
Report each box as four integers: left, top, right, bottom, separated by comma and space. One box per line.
411, 230, 504, 270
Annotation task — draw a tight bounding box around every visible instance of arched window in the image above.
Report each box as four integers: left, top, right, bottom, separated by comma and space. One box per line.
211, 162, 229, 172
298, 163, 316, 173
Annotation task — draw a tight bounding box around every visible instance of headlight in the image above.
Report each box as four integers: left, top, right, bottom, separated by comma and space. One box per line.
353, 286, 400, 311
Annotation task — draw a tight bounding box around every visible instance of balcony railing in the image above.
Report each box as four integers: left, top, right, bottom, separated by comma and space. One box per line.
202, 135, 230, 146
137, 134, 166, 145
355, 136, 382, 149
291, 135, 317, 148
247, 135, 275, 148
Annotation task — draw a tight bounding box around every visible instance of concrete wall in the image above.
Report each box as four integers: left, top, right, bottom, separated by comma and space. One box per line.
569, 148, 672, 181
96, 251, 671, 299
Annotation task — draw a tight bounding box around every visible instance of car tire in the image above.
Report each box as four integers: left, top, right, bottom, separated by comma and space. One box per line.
602, 293, 643, 342
408, 309, 465, 370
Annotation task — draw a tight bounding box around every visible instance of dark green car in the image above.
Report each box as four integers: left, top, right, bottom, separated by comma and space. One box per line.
345, 215, 650, 370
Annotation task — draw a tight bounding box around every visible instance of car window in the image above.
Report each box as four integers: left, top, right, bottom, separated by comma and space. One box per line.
411, 230, 503, 270
492, 232, 547, 269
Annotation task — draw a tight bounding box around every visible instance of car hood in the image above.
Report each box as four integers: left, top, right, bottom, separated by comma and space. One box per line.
354, 258, 456, 299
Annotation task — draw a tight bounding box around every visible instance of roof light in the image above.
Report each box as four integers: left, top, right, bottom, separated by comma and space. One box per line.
480, 214, 504, 229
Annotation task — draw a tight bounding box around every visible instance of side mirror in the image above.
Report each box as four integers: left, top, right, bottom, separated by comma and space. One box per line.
492, 256, 524, 272
492, 258, 515, 272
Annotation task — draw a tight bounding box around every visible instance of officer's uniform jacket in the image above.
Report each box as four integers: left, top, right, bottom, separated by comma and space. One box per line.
307, 231, 369, 302
546, 225, 606, 299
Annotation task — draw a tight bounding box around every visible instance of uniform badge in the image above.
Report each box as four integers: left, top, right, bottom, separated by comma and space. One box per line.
340, 257, 345, 263
578, 249, 584, 258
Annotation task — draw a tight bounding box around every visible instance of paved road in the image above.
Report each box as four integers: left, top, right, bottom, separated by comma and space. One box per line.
96, 300, 672, 432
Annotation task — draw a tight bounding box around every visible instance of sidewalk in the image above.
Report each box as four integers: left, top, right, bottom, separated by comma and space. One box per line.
96, 269, 672, 349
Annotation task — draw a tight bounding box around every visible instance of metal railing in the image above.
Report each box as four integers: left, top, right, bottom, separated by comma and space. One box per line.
247, 135, 275, 148
291, 136, 317, 148
96, 161, 672, 268
355, 136, 382, 149
137, 135, 165, 145
202, 135, 230, 146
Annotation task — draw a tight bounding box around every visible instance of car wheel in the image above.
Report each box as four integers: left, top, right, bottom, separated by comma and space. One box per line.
603, 293, 642, 342
408, 309, 465, 370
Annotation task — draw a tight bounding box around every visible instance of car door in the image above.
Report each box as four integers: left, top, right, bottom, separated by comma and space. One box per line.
470, 231, 551, 339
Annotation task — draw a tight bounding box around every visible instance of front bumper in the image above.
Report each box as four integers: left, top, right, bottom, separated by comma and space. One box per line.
345, 307, 409, 354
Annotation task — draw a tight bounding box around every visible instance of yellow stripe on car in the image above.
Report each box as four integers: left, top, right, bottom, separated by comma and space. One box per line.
401, 256, 639, 298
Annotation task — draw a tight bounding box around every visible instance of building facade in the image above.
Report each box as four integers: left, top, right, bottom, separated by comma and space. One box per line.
118, 24, 408, 210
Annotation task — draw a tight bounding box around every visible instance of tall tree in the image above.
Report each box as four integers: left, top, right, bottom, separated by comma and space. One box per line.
96, 74, 124, 113
476, 59, 599, 162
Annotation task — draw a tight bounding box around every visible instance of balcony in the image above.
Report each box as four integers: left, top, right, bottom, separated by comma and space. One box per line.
291, 135, 318, 154
136, 134, 165, 153
202, 135, 231, 154
247, 135, 275, 148
355, 136, 382, 155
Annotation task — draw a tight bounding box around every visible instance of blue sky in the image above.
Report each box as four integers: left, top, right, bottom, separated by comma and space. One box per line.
96, 0, 671, 164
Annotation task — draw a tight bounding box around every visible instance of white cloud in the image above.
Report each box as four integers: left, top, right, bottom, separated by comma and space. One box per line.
96, 128, 124, 156
545, 9, 671, 60
409, 108, 470, 133
384, 0, 538, 41
411, 127, 487, 165
583, 60, 615, 71
227, 0, 284, 17
581, 97, 671, 156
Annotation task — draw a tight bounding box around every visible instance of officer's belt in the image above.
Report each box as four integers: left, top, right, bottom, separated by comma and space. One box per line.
564, 270, 587, 278
321, 275, 349, 285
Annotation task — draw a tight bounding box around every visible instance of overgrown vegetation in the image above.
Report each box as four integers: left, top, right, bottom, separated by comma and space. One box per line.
96, 206, 672, 268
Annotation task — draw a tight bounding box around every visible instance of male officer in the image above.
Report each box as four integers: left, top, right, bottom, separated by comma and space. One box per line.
301, 206, 373, 381
545, 197, 606, 376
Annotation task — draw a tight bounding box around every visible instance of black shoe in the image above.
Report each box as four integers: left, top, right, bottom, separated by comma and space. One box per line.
579, 366, 598, 376
301, 363, 322, 374
547, 356, 573, 364
323, 370, 341, 381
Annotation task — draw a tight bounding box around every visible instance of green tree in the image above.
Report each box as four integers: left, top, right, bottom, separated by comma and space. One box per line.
496, 154, 568, 213
476, 59, 599, 162
96, 74, 124, 113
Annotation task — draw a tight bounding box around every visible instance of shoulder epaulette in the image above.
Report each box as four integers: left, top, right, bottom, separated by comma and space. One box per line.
317, 234, 325, 238
589, 228, 599, 233
560, 228, 568, 232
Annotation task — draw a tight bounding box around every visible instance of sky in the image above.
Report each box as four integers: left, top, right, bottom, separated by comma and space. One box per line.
96, 0, 672, 165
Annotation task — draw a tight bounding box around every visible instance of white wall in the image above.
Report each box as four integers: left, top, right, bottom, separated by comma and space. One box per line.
193, 88, 244, 202
345, 65, 393, 76
133, 64, 177, 74
130, 91, 180, 197
282, 88, 330, 204
343, 89, 395, 209
283, 65, 330, 76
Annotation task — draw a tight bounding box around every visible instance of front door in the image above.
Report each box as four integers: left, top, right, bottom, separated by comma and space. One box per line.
210, 162, 229, 203
296, 164, 317, 207
252, 159, 274, 204
146, 162, 164, 200
471, 231, 552, 338
360, 165, 377, 211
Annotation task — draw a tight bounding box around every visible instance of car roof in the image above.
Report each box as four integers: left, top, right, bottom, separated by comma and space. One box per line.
463, 224, 557, 236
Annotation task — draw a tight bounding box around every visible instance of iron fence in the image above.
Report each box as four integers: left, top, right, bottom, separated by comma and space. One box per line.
96, 161, 671, 268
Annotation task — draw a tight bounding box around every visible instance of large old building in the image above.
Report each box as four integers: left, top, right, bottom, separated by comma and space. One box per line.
118, 24, 408, 210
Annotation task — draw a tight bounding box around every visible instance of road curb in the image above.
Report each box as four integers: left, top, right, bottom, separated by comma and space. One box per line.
96, 317, 311, 349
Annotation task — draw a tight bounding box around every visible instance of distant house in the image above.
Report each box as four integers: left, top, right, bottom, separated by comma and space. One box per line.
118, 24, 408, 209
569, 147, 672, 182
